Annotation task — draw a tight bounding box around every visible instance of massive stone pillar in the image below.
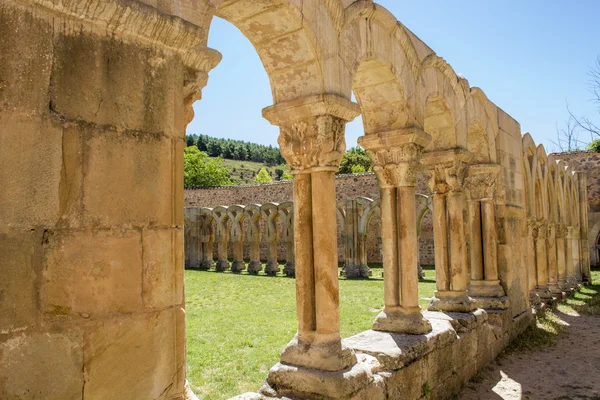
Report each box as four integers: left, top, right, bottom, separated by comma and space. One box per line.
423, 149, 475, 313
261, 95, 368, 398
464, 164, 508, 309
359, 128, 432, 334
0, 2, 221, 399
186, 208, 201, 269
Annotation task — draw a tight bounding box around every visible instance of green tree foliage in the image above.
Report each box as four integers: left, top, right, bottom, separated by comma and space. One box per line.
589, 138, 600, 152
186, 134, 285, 165
184, 146, 232, 187
281, 171, 294, 181
254, 167, 273, 184
338, 146, 372, 174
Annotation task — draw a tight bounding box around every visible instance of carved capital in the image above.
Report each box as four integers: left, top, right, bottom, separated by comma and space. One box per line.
183, 47, 222, 127
464, 164, 502, 200
358, 127, 430, 188
555, 223, 565, 238
536, 221, 547, 239
422, 149, 472, 194
278, 115, 347, 173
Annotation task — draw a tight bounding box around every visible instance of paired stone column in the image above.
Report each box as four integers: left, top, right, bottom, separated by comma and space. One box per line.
565, 226, 576, 287
422, 149, 474, 312
246, 205, 263, 274
213, 206, 231, 272
534, 222, 552, 299
228, 206, 246, 273
339, 199, 372, 278
199, 208, 215, 270
279, 202, 295, 276
464, 164, 508, 309
262, 203, 281, 276
184, 208, 200, 269
526, 218, 541, 304
577, 172, 592, 283
555, 223, 568, 289
261, 95, 367, 397
359, 128, 432, 334
546, 223, 561, 294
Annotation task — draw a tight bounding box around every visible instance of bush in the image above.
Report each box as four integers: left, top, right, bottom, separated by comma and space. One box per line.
589, 138, 600, 152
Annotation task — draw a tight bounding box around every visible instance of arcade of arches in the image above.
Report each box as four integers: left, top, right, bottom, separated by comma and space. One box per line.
0, 1, 592, 399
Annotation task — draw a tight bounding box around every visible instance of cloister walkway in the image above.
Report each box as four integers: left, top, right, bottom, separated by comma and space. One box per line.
460, 289, 600, 399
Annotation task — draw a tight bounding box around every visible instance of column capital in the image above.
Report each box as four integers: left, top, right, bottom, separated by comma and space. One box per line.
263, 95, 360, 174
464, 164, 502, 200
422, 149, 473, 194
358, 127, 431, 188
555, 223, 566, 238
536, 221, 548, 239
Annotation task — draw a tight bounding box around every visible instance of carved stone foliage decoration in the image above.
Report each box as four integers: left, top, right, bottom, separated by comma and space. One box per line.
278, 115, 346, 174
426, 159, 469, 194
367, 144, 423, 188
465, 164, 502, 200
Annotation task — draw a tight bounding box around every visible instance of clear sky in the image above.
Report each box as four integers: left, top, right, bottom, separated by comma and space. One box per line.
189, 1, 600, 152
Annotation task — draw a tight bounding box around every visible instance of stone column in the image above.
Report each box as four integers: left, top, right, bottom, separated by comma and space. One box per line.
546, 223, 560, 294
464, 165, 507, 309
556, 223, 568, 289
571, 227, 582, 282
213, 206, 231, 272
228, 206, 247, 273
200, 208, 215, 270
422, 149, 474, 313
535, 222, 552, 299
279, 202, 295, 276
526, 219, 541, 305
261, 95, 366, 396
565, 226, 576, 287
577, 172, 592, 283
262, 203, 281, 276
359, 128, 432, 333
245, 205, 263, 274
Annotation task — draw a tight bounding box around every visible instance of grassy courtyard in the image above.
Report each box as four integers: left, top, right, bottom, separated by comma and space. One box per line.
185, 265, 436, 399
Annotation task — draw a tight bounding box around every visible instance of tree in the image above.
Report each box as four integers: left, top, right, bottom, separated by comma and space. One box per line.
281, 171, 293, 181
274, 168, 284, 181
338, 146, 372, 174
254, 167, 273, 184
555, 56, 600, 151
184, 146, 232, 187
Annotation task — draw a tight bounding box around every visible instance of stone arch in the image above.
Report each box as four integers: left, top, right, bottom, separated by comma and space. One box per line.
418, 55, 468, 151
532, 145, 548, 220
556, 160, 568, 225
207, 0, 341, 104
546, 155, 559, 223
341, 3, 419, 134
522, 133, 537, 217
466, 88, 498, 163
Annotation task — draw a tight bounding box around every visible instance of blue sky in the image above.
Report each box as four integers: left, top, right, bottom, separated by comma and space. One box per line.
189, 1, 600, 152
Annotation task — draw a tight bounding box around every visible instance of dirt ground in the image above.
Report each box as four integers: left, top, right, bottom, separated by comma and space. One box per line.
460, 309, 600, 400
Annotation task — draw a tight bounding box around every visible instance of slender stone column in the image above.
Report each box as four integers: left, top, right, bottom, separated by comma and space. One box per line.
547, 223, 560, 294
359, 128, 432, 333
577, 172, 591, 282
199, 208, 215, 270
245, 205, 263, 274
556, 223, 568, 289
262, 203, 281, 276
279, 202, 295, 276
422, 149, 474, 313
535, 222, 552, 299
261, 95, 366, 396
572, 228, 582, 282
228, 206, 246, 273
565, 226, 576, 286
526, 219, 541, 304
213, 206, 230, 272
464, 164, 507, 308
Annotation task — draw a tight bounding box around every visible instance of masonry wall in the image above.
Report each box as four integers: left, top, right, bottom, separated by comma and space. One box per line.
185, 172, 436, 265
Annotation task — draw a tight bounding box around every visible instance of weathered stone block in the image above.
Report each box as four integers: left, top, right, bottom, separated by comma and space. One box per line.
0, 331, 83, 400
83, 308, 183, 400
385, 358, 424, 400
43, 230, 143, 315
0, 231, 39, 332
142, 228, 184, 309
0, 6, 53, 114
82, 129, 173, 227
0, 114, 63, 228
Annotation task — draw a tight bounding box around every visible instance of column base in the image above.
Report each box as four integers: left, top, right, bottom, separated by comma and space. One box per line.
535, 285, 553, 300
428, 291, 474, 313
372, 309, 432, 334
199, 259, 214, 270
418, 264, 424, 280
247, 261, 263, 274
341, 263, 372, 279
548, 282, 562, 295
215, 259, 230, 272
471, 296, 510, 310
469, 280, 506, 297
283, 262, 295, 276
262, 360, 371, 400
264, 261, 280, 276
279, 334, 357, 372
231, 260, 246, 273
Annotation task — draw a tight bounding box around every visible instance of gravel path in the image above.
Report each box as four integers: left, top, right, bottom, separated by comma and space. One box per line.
460, 309, 600, 400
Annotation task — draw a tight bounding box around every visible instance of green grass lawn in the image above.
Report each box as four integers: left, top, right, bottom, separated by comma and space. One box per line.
218, 159, 290, 185
185, 264, 436, 399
